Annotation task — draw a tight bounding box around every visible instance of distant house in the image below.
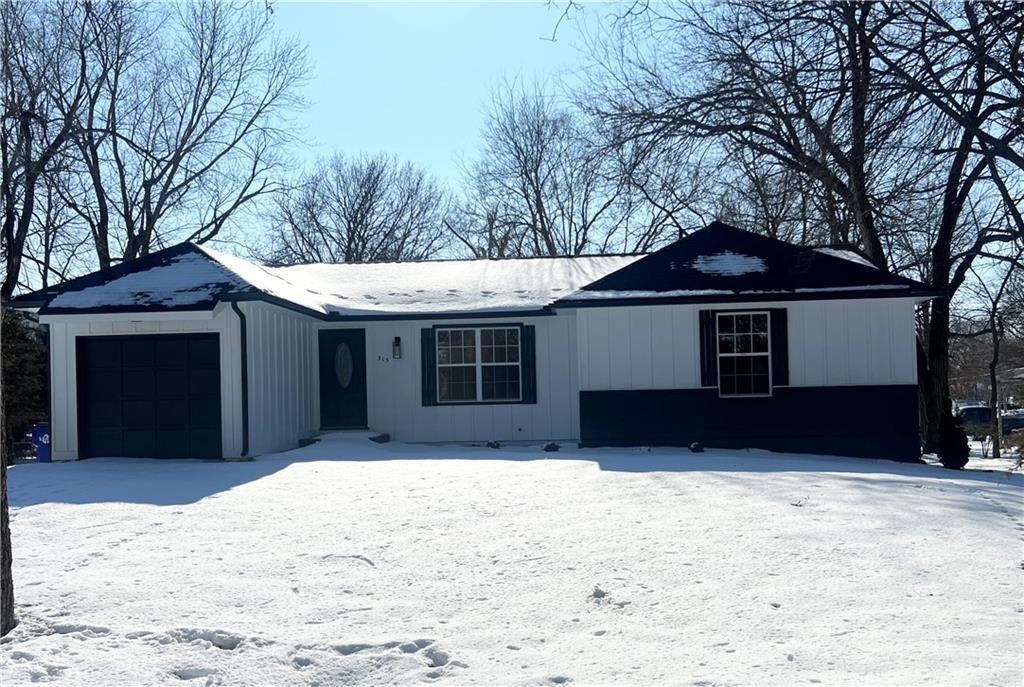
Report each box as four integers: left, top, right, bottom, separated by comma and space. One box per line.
9, 222, 939, 462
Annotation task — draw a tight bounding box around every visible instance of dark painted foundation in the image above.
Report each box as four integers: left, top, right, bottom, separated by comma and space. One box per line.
579, 385, 921, 462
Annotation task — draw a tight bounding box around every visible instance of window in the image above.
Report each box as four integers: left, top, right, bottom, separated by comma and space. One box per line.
716, 312, 771, 396
436, 327, 521, 403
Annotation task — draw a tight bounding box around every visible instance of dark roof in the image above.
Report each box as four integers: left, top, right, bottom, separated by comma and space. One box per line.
7, 222, 940, 317
7, 243, 259, 314
554, 222, 940, 307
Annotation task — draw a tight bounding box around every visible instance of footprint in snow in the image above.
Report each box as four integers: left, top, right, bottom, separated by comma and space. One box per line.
172, 666, 218, 681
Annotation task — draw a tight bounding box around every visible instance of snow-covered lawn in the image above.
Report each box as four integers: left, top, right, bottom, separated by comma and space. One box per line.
2, 437, 1022, 686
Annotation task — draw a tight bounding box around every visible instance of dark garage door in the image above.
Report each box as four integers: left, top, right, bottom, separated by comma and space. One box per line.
77, 334, 222, 459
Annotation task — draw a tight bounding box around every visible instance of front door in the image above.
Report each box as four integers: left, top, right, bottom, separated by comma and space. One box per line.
318, 329, 368, 429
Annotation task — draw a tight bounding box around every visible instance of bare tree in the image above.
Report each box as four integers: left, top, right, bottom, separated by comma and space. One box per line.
264, 153, 452, 265
875, 2, 1023, 452
460, 82, 658, 257
0, 0, 117, 298
87, 0, 307, 265
609, 137, 718, 246
2, 0, 308, 296
0, 342, 11, 636
587, 0, 1023, 450
952, 240, 1024, 460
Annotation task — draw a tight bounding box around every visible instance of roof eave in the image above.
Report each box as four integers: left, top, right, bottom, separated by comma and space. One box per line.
554, 288, 943, 309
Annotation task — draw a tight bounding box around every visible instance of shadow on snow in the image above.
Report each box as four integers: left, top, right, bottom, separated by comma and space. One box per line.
7, 436, 1021, 507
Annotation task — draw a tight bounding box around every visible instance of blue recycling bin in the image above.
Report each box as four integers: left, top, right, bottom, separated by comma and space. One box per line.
31, 423, 50, 463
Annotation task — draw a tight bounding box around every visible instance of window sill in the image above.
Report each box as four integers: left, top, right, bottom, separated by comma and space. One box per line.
433, 399, 531, 406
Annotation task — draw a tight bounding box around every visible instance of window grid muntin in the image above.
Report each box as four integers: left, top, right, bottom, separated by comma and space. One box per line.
436, 327, 522, 403
716, 311, 771, 397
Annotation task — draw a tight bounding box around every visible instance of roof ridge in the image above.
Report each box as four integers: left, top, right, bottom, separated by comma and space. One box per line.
264, 251, 647, 269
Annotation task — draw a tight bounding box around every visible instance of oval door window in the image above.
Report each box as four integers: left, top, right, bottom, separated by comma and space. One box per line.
334, 343, 354, 389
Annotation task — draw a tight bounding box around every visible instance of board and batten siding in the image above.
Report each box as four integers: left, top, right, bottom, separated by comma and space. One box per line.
577, 298, 918, 391
320, 314, 581, 443
239, 301, 320, 456
40, 306, 245, 461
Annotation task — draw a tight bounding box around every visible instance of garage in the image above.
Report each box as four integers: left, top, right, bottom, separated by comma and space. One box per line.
76, 333, 222, 459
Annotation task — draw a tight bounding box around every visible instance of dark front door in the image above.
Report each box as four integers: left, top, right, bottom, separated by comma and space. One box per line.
77, 333, 222, 459
319, 329, 368, 429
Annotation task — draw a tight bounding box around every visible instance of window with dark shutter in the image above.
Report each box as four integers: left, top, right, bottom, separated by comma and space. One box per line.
421, 328, 437, 406
699, 308, 788, 396
698, 309, 718, 387
423, 324, 537, 405
769, 308, 789, 386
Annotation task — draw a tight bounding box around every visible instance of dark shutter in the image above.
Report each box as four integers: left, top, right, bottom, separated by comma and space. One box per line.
421, 328, 437, 406
698, 310, 718, 387
769, 308, 789, 386
521, 325, 537, 404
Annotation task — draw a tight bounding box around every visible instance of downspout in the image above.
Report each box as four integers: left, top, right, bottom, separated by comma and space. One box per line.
230, 301, 249, 457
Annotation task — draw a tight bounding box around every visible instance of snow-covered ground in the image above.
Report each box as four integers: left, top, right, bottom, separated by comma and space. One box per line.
2, 437, 1022, 686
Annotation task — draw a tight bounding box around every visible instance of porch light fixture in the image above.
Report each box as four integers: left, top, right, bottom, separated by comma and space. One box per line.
392, 336, 402, 359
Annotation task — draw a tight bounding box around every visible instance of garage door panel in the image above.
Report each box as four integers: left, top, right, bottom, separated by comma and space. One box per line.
82, 364, 118, 390
122, 429, 157, 457
155, 369, 189, 397
122, 338, 156, 366
157, 399, 189, 426
156, 430, 189, 458
155, 338, 188, 363
85, 339, 122, 367
88, 400, 122, 429
85, 429, 122, 457
77, 334, 222, 459
188, 337, 219, 365
122, 400, 156, 427
122, 369, 157, 399
188, 398, 220, 426
189, 428, 221, 458
188, 368, 219, 396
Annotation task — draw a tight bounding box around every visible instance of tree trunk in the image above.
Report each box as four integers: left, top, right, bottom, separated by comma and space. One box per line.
989, 316, 1001, 460
842, 3, 886, 267
1, 308, 17, 636
921, 297, 952, 453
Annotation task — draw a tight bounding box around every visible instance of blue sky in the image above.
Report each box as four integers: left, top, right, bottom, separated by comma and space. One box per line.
272, 1, 589, 184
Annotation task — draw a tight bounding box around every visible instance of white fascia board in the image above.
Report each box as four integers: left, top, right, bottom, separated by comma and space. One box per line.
39, 310, 216, 325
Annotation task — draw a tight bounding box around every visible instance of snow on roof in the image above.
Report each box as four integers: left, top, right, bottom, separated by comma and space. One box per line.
30, 223, 933, 315
813, 247, 877, 268
686, 251, 767, 276
264, 254, 642, 315
197, 245, 328, 313
45, 245, 643, 316
47, 250, 247, 310
565, 284, 912, 301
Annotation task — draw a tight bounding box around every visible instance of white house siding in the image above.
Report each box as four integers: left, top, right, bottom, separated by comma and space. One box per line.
318, 314, 581, 443
577, 298, 918, 391
239, 301, 320, 456
40, 307, 244, 461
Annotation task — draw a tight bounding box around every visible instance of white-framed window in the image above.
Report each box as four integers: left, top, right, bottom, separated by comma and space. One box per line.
436, 326, 522, 403
716, 311, 771, 396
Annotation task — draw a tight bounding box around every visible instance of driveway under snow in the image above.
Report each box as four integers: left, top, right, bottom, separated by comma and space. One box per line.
2, 438, 1022, 686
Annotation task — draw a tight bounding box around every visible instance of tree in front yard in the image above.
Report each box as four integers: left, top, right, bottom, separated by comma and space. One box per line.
938, 400, 970, 470
1, 313, 16, 636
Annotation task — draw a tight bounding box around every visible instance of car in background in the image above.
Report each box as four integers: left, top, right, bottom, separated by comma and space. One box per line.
956, 404, 1024, 436
957, 404, 991, 427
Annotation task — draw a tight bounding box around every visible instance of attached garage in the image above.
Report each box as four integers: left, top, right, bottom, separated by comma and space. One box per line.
76, 333, 223, 459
